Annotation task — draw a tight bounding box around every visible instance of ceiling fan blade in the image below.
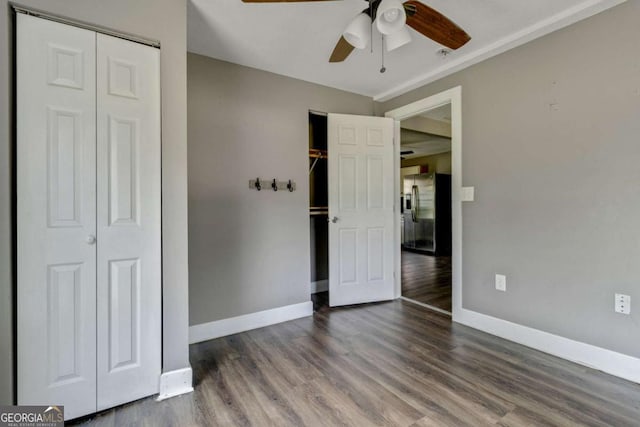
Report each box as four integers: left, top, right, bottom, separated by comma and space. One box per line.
329, 36, 355, 63
242, 0, 337, 2
403, 1, 470, 50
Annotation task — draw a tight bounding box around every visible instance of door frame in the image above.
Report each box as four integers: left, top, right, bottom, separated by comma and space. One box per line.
385, 86, 463, 321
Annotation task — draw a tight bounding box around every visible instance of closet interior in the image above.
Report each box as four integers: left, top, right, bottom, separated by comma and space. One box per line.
309, 112, 329, 296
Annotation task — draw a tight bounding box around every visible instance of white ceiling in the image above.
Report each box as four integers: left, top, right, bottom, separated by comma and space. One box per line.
401, 104, 451, 159
187, 0, 625, 101
420, 103, 450, 123
400, 129, 450, 159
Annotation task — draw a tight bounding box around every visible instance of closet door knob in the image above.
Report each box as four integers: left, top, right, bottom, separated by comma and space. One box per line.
330, 216, 339, 223
86, 235, 96, 245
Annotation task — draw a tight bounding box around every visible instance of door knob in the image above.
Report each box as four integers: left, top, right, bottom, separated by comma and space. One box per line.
329, 216, 339, 223
86, 235, 96, 245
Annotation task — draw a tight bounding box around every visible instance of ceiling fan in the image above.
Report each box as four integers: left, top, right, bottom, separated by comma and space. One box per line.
241, 0, 471, 64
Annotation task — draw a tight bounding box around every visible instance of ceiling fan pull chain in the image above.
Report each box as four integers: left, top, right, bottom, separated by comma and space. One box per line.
369, 0, 373, 53
380, 34, 386, 73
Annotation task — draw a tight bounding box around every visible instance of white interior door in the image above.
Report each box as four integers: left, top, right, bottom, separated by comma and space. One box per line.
328, 114, 395, 306
96, 33, 161, 410
17, 14, 98, 419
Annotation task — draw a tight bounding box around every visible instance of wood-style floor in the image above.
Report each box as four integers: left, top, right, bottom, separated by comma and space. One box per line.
71, 297, 640, 426
401, 250, 452, 312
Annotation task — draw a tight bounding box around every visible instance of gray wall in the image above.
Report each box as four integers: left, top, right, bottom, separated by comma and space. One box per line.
0, 0, 190, 404
188, 53, 373, 325
377, 0, 640, 358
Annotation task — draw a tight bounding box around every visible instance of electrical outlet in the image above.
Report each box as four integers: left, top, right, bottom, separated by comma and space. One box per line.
495, 274, 506, 292
615, 293, 631, 315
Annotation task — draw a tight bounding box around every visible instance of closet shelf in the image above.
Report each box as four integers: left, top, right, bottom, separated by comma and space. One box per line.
310, 206, 329, 216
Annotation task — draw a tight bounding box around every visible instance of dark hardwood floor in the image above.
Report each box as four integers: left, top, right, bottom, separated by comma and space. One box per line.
402, 250, 452, 312
70, 298, 640, 426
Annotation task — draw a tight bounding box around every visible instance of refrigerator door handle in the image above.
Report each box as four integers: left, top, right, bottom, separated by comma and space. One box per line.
414, 185, 419, 221
411, 185, 418, 222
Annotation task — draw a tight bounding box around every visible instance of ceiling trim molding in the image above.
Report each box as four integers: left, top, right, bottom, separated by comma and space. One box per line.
373, 0, 627, 102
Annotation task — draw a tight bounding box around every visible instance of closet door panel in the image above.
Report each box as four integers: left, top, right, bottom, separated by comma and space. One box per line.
96, 33, 161, 410
17, 14, 97, 420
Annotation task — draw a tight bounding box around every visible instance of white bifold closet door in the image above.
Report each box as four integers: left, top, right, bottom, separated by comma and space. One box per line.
17, 13, 161, 420
95, 31, 161, 412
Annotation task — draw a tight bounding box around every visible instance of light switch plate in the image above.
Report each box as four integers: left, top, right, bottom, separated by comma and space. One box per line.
495, 274, 506, 292
461, 186, 475, 202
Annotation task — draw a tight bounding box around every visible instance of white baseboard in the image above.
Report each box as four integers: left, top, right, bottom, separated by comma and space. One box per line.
189, 301, 313, 344
157, 367, 194, 401
311, 280, 328, 294
456, 308, 640, 384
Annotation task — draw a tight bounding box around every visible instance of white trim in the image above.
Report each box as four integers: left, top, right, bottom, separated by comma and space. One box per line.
401, 296, 452, 317
386, 86, 463, 321
457, 308, 640, 384
311, 280, 328, 294
189, 301, 313, 344
393, 120, 401, 298
373, 0, 627, 102
13, 6, 161, 48
157, 367, 194, 401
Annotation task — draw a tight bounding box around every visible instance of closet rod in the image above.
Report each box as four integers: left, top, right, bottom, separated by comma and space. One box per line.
13, 6, 161, 48
309, 149, 328, 159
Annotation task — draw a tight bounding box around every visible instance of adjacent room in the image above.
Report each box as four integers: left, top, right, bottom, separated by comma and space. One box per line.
399, 104, 452, 313
2, 0, 640, 425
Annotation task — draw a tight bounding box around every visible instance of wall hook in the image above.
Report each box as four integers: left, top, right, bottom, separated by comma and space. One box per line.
250, 178, 294, 192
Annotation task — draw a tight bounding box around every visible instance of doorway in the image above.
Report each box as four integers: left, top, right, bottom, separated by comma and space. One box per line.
309, 111, 329, 310
308, 111, 396, 309
399, 104, 452, 313
386, 87, 463, 320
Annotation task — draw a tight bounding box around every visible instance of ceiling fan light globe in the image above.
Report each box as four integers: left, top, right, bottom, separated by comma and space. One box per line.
383, 9, 399, 22
385, 26, 411, 51
343, 13, 371, 49
375, 0, 406, 35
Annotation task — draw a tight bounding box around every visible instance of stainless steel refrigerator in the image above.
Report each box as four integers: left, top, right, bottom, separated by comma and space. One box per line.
402, 173, 451, 255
